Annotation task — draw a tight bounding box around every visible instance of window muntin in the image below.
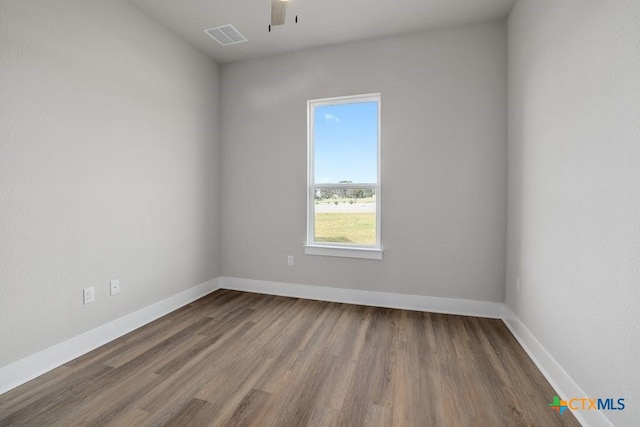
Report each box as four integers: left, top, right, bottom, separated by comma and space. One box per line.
307, 94, 381, 255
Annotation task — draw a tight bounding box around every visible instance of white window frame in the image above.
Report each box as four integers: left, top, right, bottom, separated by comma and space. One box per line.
304, 93, 383, 260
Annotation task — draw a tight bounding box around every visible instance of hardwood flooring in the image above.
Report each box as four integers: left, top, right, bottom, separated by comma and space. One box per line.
0, 290, 580, 426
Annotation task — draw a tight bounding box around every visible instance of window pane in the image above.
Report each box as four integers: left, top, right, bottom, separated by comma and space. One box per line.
314, 101, 378, 184
313, 189, 377, 246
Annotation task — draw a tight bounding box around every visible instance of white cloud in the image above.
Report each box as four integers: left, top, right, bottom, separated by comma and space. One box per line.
324, 113, 340, 122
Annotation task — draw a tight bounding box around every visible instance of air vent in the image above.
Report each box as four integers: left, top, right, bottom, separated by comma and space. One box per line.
204, 24, 247, 46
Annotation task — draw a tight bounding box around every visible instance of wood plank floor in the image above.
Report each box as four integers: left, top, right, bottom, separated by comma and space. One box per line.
0, 290, 580, 426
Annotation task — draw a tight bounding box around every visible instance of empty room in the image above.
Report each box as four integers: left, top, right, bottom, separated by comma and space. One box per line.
1, 0, 638, 425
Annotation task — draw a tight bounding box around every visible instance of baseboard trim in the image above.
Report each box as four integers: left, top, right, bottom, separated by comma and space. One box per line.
503, 307, 612, 427
220, 276, 504, 318
0, 277, 220, 396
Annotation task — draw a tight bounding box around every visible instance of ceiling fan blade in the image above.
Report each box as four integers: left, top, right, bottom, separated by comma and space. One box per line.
271, 0, 287, 26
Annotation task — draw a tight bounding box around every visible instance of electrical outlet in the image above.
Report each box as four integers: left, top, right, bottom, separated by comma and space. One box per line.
516, 277, 521, 294
287, 255, 294, 266
110, 279, 120, 296
83, 287, 95, 304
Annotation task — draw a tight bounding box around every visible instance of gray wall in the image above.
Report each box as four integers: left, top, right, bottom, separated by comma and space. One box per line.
220, 21, 507, 302
507, 1, 640, 425
0, 0, 220, 367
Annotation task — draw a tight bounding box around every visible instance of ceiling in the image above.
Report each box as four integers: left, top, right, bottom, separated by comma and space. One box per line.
126, 0, 516, 63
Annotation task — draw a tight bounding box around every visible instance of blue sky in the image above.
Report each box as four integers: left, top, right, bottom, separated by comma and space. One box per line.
314, 101, 378, 184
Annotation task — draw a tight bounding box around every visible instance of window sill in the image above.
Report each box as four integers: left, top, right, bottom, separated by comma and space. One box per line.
304, 245, 383, 260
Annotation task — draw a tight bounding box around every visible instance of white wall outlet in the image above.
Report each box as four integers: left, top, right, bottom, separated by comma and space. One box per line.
83, 287, 95, 304
287, 255, 294, 266
110, 279, 120, 296
516, 277, 522, 294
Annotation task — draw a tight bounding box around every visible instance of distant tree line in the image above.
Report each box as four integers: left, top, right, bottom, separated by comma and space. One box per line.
315, 181, 375, 200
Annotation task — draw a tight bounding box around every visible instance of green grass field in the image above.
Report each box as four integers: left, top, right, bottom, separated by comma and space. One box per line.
315, 212, 376, 245
315, 196, 376, 205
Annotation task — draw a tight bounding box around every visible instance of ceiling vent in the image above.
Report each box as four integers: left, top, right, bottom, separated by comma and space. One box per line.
204, 24, 247, 46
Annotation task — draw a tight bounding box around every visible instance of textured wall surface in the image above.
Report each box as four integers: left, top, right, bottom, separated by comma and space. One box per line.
0, 0, 220, 367
507, 1, 640, 425
220, 22, 507, 302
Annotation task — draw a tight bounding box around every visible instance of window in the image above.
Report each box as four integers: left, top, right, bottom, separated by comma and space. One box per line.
305, 93, 382, 260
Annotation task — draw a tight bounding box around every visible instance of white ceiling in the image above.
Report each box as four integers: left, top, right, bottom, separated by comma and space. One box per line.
126, 0, 516, 63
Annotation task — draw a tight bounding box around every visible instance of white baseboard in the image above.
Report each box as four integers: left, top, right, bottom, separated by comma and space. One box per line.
220, 276, 505, 318
503, 307, 612, 427
0, 277, 220, 396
